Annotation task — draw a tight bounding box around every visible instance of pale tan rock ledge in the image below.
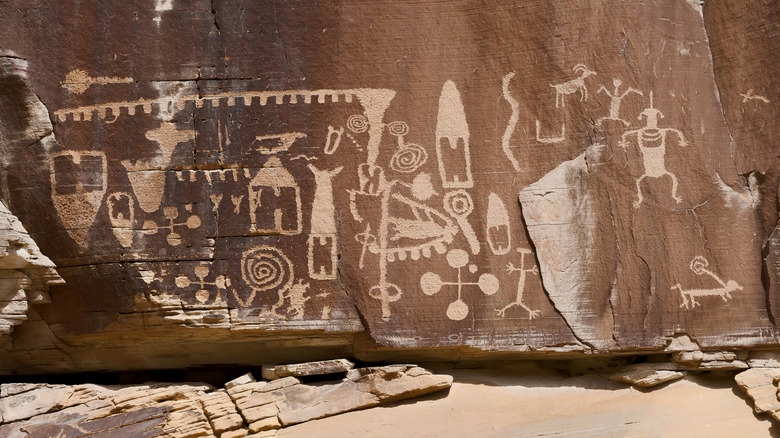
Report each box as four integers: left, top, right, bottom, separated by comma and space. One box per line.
4, 362, 780, 438
0, 363, 452, 437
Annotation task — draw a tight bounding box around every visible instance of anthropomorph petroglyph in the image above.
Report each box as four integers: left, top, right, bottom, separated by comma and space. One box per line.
619, 92, 688, 208
307, 164, 343, 280
50, 151, 107, 246
486, 193, 511, 256
420, 249, 499, 321
435, 81, 473, 188
248, 156, 302, 235
597, 78, 643, 126
496, 248, 540, 319
549, 64, 597, 108
673, 255, 742, 309
535, 120, 566, 144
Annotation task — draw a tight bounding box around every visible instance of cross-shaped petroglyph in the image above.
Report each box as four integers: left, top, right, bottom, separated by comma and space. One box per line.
142, 205, 201, 246
619, 92, 688, 208
420, 249, 499, 321
549, 64, 597, 108
673, 256, 743, 309
597, 78, 643, 127
496, 248, 541, 319
174, 262, 230, 304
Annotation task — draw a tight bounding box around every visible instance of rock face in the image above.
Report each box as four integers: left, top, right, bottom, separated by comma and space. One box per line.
0, 200, 63, 351
0, 0, 779, 374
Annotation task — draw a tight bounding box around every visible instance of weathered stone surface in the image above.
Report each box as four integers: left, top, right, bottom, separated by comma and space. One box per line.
262, 359, 354, 380
606, 365, 685, 388
0, 0, 778, 378
0, 364, 454, 436
735, 368, 780, 416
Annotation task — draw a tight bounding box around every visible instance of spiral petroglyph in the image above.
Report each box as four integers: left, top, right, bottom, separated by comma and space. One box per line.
390, 143, 428, 173
347, 114, 369, 133
241, 245, 294, 292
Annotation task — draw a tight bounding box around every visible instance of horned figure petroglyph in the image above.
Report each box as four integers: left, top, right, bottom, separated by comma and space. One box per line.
673, 255, 742, 309
597, 78, 643, 127
496, 248, 540, 319
619, 92, 688, 208
550, 64, 597, 108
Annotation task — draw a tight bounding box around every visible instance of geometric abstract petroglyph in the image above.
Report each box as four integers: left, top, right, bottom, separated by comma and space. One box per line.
420, 249, 499, 321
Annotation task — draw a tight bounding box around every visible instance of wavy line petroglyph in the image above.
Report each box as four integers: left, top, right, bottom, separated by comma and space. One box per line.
673, 256, 742, 309
619, 92, 688, 208
501, 73, 522, 172
740, 89, 770, 104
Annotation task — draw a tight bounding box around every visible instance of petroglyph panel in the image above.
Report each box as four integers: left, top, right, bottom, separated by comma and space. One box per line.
2, 0, 780, 373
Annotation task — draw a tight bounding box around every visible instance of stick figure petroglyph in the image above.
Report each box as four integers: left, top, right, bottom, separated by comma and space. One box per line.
496, 248, 541, 319
673, 256, 742, 309
597, 78, 643, 127
550, 64, 597, 108
619, 92, 688, 208
420, 249, 499, 321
